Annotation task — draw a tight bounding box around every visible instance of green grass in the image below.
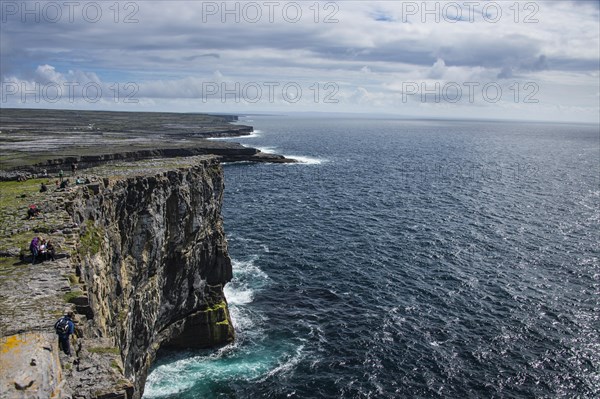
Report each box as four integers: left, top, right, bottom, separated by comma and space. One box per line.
0, 231, 32, 255
0, 256, 19, 269
200, 300, 228, 313
63, 290, 84, 303
110, 359, 123, 372
67, 274, 79, 285
0, 178, 70, 254
0, 178, 47, 209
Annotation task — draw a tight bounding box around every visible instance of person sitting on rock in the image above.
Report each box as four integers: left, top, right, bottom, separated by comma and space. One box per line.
45, 240, 56, 261
39, 239, 47, 260
40, 182, 48, 193
54, 310, 75, 356
27, 207, 35, 219
30, 236, 40, 264
27, 204, 40, 219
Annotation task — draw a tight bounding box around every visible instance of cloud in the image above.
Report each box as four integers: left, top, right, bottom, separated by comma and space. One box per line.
0, 1, 598, 122
183, 53, 221, 61
428, 59, 446, 79
498, 67, 513, 80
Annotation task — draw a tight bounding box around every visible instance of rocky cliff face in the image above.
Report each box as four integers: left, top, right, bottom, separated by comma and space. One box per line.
70, 156, 234, 397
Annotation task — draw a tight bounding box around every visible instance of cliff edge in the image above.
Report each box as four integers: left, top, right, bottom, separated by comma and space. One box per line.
0, 156, 235, 398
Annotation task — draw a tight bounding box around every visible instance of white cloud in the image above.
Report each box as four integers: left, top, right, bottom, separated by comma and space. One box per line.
0, 1, 598, 122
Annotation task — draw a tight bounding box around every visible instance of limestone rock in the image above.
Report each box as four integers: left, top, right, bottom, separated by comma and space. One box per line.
1, 156, 235, 399
0, 333, 63, 397
69, 156, 235, 398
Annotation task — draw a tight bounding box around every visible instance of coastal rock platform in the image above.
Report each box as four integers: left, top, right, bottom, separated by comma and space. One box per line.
0, 155, 236, 398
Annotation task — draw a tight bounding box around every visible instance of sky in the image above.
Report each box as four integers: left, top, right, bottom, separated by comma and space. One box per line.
1, 0, 599, 123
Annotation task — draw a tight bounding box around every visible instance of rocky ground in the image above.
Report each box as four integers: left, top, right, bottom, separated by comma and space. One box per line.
0, 109, 252, 397
0, 171, 132, 397
0, 109, 247, 168
0, 155, 236, 398
0, 109, 293, 181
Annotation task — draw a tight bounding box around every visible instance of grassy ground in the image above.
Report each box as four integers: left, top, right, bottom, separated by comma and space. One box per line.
0, 177, 76, 256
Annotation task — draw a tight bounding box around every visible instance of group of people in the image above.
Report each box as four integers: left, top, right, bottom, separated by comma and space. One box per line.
29, 236, 56, 264
19, 168, 79, 358
39, 176, 91, 194
57, 163, 78, 181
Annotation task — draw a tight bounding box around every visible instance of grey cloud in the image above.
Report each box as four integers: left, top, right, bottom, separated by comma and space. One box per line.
1, 0, 598, 105
184, 53, 220, 61
436, 35, 541, 68
497, 67, 513, 79
546, 56, 600, 72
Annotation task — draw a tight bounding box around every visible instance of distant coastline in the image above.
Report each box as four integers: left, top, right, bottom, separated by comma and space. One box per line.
0, 108, 294, 180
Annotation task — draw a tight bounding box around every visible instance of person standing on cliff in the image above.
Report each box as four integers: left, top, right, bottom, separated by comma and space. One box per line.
55, 310, 75, 356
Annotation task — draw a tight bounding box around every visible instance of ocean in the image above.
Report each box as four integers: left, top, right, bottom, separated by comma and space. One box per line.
143, 116, 599, 398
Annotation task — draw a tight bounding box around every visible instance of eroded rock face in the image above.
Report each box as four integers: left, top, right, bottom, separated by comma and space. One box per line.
70, 157, 235, 397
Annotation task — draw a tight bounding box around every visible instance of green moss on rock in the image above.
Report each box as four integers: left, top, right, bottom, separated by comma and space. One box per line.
63, 290, 84, 303
79, 220, 103, 255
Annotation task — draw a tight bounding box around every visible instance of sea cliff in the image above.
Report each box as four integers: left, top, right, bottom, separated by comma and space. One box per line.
0, 156, 235, 398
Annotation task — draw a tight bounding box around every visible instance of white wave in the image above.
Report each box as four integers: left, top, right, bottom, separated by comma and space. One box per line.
228, 305, 256, 332
206, 136, 234, 141
231, 257, 269, 282
144, 343, 277, 397
207, 131, 261, 140
285, 155, 327, 165
238, 131, 262, 139
143, 355, 203, 397
224, 257, 270, 332
252, 145, 326, 165
225, 286, 254, 305
256, 344, 305, 382
256, 146, 278, 154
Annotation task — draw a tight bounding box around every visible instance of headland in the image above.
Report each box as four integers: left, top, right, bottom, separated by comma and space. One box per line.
0, 109, 285, 398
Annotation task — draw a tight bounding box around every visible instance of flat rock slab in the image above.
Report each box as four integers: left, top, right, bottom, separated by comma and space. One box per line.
0, 332, 64, 398
0, 257, 72, 336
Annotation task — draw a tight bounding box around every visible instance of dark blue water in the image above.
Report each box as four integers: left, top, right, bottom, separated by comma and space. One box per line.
144, 117, 599, 398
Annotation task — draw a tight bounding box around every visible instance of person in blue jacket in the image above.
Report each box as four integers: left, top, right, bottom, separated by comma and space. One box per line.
54, 309, 75, 356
